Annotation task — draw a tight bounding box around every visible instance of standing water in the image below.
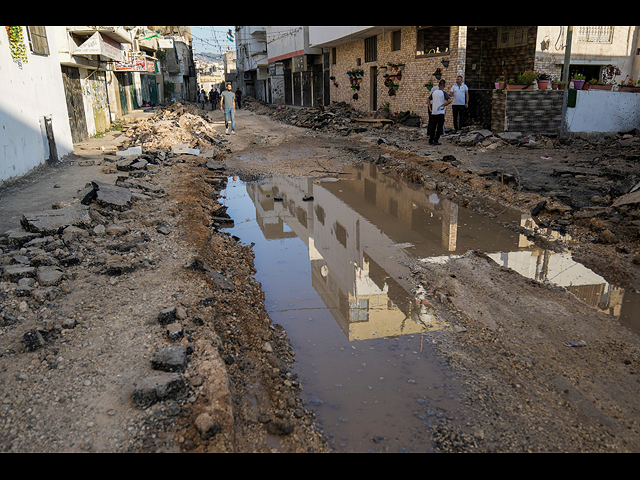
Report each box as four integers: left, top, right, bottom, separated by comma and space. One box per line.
221, 163, 638, 453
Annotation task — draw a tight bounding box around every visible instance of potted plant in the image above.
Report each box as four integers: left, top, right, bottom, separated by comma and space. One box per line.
441, 57, 450, 68
425, 80, 434, 91
551, 77, 567, 90
573, 74, 586, 90
587, 78, 612, 91
433, 68, 442, 80
619, 77, 640, 92
495, 70, 508, 90
537, 72, 550, 90
602, 64, 622, 87
506, 70, 536, 90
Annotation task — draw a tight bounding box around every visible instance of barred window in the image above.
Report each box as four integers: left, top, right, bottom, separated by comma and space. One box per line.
576, 26, 614, 43
498, 26, 528, 48
364, 36, 377, 63
26, 26, 49, 56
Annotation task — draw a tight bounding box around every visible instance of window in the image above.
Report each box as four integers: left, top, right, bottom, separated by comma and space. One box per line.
331, 47, 337, 65
576, 26, 614, 43
497, 26, 528, 48
392, 30, 402, 52
364, 36, 377, 63
26, 26, 49, 56
417, 26, 450, 56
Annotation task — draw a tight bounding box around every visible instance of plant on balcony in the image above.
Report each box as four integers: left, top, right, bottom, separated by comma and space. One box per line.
494, 70, 508, 89
506, 70, 537, 90
602, 64, 622, 85
6, 26, 28, 64
619, 77, 640, 92
537, 72, 550, 90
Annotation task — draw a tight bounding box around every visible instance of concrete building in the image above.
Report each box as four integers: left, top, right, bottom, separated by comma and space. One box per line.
1, 26, 74, 183
223, 49, 237, 88
153, 26, 196, 104
267, 26, 324, 107
535, 26, 640, 84
235, 26, 268, 100
56, 26, 135, 142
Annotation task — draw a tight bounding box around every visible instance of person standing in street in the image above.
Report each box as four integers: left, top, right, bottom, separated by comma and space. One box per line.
235, 87, 243, 109
209, 87, 217, 112
450, 76, 469, 132
428, 79, 452, 146
221, 83, 236, 134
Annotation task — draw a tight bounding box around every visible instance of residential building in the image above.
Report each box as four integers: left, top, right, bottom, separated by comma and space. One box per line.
152, 26, 196, 104
223, 48, 237, 87
535, 26, 640, 83
309, 26, 640, 132
235, 26, 268, 100
266, 26, 324, 107
56, 26, 135, 142
1, 26, 74, 183
196, 57, 225, 93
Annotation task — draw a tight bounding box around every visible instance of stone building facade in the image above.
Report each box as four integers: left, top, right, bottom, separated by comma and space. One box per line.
327, 26, 467, 129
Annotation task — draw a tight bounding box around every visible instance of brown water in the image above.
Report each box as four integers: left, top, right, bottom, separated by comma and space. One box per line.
221, 163, 639, 453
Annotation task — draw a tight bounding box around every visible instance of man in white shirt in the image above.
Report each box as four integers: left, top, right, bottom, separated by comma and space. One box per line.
429, 80, 452, 146
450, 76, 469, 132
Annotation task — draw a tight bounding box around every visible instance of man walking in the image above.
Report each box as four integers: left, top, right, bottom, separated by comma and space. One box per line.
428, 80, 452, 146
451, 76, 469, 132
220, 83, 236, 134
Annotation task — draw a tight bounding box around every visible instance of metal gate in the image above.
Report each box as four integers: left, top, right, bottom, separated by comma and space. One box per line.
61, 65, 88, 144
284, 69, 293, 105
116, 72, 130, 116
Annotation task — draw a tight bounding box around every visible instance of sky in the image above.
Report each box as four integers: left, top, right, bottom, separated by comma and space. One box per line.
191, 26, 235, 56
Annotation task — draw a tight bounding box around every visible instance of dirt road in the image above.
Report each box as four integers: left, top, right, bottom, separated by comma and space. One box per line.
1, 101, 639, 452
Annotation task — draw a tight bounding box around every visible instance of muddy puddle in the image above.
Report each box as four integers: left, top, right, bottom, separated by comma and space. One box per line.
220, 163, 639, 453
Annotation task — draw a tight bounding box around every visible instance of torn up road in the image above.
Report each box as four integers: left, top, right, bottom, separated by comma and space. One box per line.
1, 99, 639, 453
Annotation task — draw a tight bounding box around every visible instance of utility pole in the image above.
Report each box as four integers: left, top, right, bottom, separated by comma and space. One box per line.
560, 26, 573, 136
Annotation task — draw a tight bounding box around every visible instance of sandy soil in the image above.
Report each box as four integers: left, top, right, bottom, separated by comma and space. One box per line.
1, 102, 639, 453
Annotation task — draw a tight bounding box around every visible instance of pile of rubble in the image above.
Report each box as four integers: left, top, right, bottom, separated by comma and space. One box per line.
121, 103, 229, 154
243, 97, 389, 135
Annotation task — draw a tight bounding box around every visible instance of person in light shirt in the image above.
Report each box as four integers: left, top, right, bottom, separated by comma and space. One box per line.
450, 76, 469, 132
428, 79, 452, 146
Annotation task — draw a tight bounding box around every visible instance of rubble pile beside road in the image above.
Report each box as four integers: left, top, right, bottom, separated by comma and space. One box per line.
121, 102, 229, 154
243, 97, 385, 135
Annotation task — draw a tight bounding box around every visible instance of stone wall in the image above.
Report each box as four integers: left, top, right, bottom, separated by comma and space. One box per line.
329, 26, 466, 128
491, 90, 564, 134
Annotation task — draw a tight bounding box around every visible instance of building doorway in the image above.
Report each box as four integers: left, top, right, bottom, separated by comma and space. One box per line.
370, 66, 378, 111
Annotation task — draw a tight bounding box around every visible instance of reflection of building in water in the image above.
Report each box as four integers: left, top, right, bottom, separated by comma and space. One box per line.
243, 163, 627, 340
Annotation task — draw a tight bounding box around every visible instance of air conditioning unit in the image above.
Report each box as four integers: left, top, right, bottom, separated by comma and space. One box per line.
243, 72, 252, 81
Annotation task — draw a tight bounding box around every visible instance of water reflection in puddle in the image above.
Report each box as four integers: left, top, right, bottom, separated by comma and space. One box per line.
221, 163, 639, 452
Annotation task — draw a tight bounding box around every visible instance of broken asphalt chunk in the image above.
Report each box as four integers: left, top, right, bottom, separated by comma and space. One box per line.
91, 181, 132, 211
20, 203, 91, 235
151, 345, 188, 373
131, 373, 188, 409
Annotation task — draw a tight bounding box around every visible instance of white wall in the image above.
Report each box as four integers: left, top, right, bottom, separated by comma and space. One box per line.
566, 90, 640, 134
0, 26, 74, 183
308, 26, 374, 48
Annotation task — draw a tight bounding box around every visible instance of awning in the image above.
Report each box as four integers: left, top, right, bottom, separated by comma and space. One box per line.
73, 32, 124, 62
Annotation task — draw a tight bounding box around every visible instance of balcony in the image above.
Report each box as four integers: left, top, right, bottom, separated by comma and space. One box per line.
66, 26, 133, 44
